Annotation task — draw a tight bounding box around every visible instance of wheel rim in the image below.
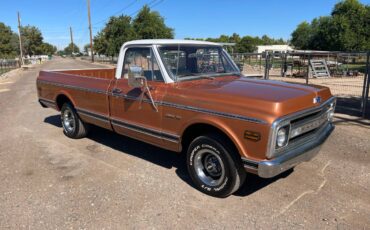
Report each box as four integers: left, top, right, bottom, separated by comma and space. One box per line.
62, 108, 75, 133
193, 148, 225, 187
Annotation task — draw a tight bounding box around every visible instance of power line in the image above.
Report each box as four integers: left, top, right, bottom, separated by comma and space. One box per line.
97, 0, 116, 12
62, 0, 166, 51
93, 0, 140, 26
63, 0, 86, 18
92, 0, 164, 27
129, 0, 163, 17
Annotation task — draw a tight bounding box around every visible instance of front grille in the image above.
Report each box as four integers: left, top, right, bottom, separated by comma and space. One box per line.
277, 122, 330, 154
290, 110, 321, 124
275, 105, 332, 155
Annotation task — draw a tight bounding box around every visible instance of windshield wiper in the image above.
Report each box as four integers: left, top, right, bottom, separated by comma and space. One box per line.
198, 75, 215, 80
176, 73, 214, 79
175, 73, 215, 81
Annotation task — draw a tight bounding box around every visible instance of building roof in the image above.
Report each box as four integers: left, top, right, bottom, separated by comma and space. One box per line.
256, 44, 293, 49
123, 39, 221, 46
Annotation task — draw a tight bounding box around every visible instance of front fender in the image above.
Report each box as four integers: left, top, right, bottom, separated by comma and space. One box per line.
180, 114, 250, 158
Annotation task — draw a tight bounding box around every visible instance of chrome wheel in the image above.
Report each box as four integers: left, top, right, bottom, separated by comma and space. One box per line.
62, 108, 75, 133
193, 149, 225, 187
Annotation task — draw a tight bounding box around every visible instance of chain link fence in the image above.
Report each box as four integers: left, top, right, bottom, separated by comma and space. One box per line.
0, 59, 19, 76
232, 51, 370, 118
80, 56, 118, 64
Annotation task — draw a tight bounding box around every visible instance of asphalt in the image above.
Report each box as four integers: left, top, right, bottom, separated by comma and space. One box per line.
0, 57, 369, 229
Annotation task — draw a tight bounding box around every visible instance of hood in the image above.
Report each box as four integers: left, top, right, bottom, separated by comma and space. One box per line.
167, 76, 332, 123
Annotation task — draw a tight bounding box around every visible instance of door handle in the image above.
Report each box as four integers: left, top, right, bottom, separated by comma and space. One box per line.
112, 88, 122, 94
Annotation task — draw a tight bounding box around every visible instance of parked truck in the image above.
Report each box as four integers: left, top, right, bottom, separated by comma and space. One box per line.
37, 40, 336, 197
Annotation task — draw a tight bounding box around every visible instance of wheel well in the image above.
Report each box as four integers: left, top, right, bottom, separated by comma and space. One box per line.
181, 123, 239, 155
56, 94, 72, 110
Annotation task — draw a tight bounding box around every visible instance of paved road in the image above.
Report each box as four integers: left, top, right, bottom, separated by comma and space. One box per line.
0, 57, 369, 229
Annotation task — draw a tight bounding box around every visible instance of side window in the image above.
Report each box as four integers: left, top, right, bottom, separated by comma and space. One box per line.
161, 50, 187, 77
122, 47, 164, 82
196, 48, 222, 73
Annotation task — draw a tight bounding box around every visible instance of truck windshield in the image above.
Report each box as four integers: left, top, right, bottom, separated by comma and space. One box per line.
158, 45, 240, 81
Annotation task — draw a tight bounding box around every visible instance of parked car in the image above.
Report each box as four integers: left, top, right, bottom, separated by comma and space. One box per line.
37, 39, 336, 197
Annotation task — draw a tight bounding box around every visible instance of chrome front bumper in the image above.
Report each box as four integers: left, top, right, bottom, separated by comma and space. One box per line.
243, 123, 334, 178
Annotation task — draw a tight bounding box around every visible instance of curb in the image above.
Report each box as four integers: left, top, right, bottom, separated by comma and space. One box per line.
78, 58, 116, 68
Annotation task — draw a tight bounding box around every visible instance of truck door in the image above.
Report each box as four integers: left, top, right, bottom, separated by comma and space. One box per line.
109, 47, 173, 147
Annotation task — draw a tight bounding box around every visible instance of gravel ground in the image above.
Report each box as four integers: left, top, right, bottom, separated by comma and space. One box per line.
0, 57, 369, 229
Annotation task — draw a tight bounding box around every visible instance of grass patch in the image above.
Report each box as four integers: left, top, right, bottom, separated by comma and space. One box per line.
0, 68, 16, 76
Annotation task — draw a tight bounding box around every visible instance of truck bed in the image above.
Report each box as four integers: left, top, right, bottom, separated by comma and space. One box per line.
37, 68, 117, 130
53, 68, 116, 80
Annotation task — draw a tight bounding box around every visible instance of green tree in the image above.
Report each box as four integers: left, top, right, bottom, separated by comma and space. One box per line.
235, 36, 259, 53
104, 15, 136, 57
63, 43, 80, 55
21, 25, 43, 56
132, 5, 173, 39
310, 17, 338, 50
229, 33, 241, 44
291, 0, 369, 51
260, 35, 285, 45
0, 22, 18, 58
93, 5, 173, 56
40, 42, 57, 55
331, 0, 369, 51
56, 50, 65, 56
83, 43, 91, 54
291, 22, 312, 49
93, 31, 108, 55
185, 34, 286, 53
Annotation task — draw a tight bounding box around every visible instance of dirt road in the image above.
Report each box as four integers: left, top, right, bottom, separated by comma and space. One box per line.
1, 57, 369, 229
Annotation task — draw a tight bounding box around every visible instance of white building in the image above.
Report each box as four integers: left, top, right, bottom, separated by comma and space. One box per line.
256, 45, 293, 54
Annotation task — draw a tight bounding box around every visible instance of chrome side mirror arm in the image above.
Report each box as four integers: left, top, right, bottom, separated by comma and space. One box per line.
134, 76, 158, 113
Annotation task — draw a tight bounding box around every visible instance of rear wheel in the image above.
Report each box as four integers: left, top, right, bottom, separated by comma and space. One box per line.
187, 134, 246, 198
61, 103, 89, 139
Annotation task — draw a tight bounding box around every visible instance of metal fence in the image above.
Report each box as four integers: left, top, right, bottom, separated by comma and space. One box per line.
0, 59, 19, 75
232, 51, 370, 118
80, 56, 118, 64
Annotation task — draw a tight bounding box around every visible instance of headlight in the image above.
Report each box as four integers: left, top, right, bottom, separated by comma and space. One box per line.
327, 108, 334, 122
327, 109, 334, 121
276, 126, 289, 147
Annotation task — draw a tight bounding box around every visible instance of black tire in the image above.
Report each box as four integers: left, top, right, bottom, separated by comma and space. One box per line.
60, 103, 89, 139
187, 134, 246, 198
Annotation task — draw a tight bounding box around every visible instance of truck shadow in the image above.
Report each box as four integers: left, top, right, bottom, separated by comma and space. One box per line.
44, 114, 293, 197
335, 96, 370, 119
234, 169, 293, 197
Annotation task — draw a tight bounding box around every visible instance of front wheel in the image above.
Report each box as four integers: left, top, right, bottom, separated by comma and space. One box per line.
61, 103, 89, 139
187, 134, 246, 198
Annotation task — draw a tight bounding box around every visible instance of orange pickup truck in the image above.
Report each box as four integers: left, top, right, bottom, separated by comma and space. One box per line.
37, 39, 335, 197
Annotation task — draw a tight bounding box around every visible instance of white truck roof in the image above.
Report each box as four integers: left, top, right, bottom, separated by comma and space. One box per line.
123, 39, 221, 47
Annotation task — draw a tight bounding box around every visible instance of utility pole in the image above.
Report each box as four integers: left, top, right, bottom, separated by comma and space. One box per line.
87, 0, 94, 62
69, 26, 74, 57
17, 12, 24, 66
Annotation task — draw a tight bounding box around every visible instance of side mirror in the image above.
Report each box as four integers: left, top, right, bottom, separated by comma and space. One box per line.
128, 66, 146, 88
127, 65, 158, 112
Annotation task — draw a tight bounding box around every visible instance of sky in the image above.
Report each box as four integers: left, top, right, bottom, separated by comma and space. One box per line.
1, 0, 369, 50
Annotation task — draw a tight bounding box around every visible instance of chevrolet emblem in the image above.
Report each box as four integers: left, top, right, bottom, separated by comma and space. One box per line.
313, 96, 321, 104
